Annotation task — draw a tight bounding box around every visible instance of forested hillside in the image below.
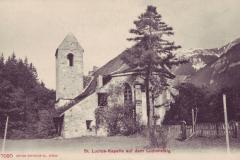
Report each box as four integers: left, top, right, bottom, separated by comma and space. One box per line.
0, 54, 55, 139
164, 38, 240, 124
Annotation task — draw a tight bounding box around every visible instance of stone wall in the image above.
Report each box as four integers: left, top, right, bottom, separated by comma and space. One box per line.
99, 75, 147, 126
62, 75, 146, 138
99, 76, 127, 107
56, 34, 84, 100
62, 93, 100, 138
61, 75, 170, 138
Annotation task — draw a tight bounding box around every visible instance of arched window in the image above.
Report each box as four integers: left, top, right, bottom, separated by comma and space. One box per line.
124, 83, 132, 105
67, 53, 74, 66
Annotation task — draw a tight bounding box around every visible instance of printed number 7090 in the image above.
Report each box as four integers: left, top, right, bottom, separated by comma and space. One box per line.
0, 154, 13, 158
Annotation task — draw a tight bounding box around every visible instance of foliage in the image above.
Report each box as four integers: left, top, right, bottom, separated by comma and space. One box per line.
163, 83, 207, 124
122, 5, 186, 91
0, 53, 55, 139
121, 5, 186, 147
164, 83, 239, 124
95, 105, 143, 136
121, 5, 186, 122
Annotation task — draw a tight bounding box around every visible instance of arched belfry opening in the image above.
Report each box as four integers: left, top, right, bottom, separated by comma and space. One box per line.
67, 53, 74, 66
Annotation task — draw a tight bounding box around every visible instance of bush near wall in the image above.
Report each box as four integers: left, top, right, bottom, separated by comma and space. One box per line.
95, 105, 143, 136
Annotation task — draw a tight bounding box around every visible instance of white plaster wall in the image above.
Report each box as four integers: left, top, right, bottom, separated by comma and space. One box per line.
155, 107, 166, 125
141, 92, 148, 125
154, 90, 170, 125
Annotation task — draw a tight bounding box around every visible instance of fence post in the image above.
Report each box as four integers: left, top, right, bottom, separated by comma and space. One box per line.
216, 123, 219, 137
232, 121, 238, 138
1, 115, 9, 153
192, 108, 195, 133
223, 94, 230, 154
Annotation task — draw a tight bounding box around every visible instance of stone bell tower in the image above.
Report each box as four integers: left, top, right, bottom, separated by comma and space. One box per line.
56, 33, 84, 100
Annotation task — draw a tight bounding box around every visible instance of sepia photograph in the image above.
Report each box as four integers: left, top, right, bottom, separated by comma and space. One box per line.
0, 0, 240, 159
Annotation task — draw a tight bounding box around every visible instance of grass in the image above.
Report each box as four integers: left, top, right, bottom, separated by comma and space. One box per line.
1, 136, 148, 153
1, 135, 240, 153
168, 136, 240, 153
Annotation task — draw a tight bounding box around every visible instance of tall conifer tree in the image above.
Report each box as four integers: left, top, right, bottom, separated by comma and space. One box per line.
122, 5, 186, 146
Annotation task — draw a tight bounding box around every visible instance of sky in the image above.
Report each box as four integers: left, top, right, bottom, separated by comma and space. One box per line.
0, 0, 240, 89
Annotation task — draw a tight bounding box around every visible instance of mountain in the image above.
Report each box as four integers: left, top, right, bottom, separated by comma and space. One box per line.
174, 38, 240, 77
174, 48, 219, 76
189, 38, 240, 92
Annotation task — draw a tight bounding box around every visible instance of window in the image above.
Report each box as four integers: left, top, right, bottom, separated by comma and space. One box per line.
98, 93, 108, 106
86, 120, 92, 131
124, 83, 132, 105
67, 53, 74, 66
124, 83, 135, 120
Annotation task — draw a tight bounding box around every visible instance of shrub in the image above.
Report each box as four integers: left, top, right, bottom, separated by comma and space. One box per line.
95, 105, 143, 136
155, 126, 168, 148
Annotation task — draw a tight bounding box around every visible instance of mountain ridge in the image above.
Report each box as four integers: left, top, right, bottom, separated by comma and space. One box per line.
185, 37, 240, 92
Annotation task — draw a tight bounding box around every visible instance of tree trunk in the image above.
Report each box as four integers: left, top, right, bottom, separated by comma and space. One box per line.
145, 72, 156, 147
145, 74, 151, 128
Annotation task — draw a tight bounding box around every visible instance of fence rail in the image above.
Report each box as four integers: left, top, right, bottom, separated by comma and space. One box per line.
163, 122, 239, 138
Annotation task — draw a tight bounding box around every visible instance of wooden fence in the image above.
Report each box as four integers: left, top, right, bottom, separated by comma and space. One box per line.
163, 122, 239, 139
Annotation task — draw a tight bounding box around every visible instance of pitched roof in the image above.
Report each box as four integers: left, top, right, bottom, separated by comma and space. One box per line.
58, 33, 84, 51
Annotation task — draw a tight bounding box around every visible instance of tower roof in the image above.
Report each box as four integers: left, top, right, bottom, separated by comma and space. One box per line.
57, 33, 84, 51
